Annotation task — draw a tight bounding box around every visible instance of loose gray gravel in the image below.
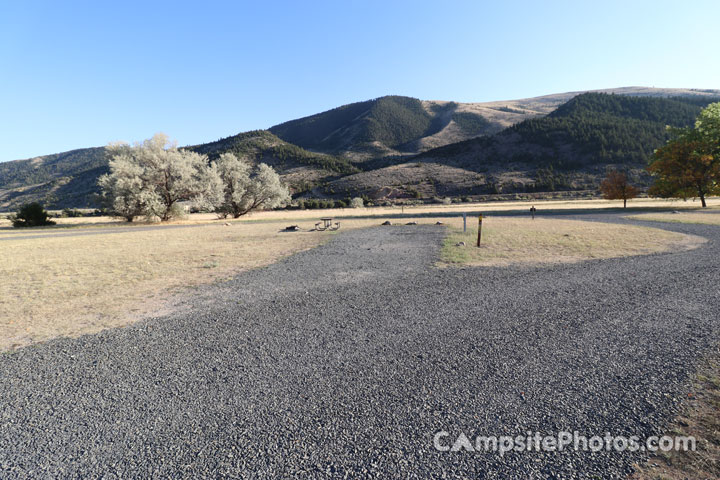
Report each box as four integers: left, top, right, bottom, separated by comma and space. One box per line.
1, 214, 719, 479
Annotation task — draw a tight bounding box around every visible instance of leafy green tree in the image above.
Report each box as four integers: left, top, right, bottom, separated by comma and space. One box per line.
695, 102, 720, 159
10, 203, 56, 227
648, 103, 720, 208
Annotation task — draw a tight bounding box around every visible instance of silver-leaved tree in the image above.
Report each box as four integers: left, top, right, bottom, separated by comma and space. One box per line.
99, 134, 289, 221
211, 152, 290, 219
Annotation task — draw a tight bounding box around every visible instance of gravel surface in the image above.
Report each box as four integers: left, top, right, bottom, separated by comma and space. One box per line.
1, 214, 718, 478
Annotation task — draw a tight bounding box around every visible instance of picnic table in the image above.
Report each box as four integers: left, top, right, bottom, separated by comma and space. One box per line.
315, 217, 340, 231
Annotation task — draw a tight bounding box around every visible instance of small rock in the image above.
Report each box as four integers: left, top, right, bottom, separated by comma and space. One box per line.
284, 225, 300, 231
406, 221, 418, 225
435, 221, 444, 225
381, 221, 392, 226
456, 241, 466, 247
223, 222, 231, 226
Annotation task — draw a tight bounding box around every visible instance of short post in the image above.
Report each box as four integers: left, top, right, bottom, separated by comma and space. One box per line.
530, 206, 536, 220
463, 212, 467, 233
477, 214, 483, 247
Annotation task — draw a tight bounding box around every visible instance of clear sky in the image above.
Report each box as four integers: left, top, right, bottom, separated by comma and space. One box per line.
1, 0, 718, 161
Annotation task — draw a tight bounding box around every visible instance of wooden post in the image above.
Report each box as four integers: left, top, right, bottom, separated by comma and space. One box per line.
463, 212, 467, 233
477, 214, 483, 247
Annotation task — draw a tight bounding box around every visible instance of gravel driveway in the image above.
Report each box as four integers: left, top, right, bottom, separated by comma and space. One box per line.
1, 214, 718, 478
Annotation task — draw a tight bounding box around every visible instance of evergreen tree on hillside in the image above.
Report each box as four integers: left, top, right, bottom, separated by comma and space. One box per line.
505, 93, 720, 166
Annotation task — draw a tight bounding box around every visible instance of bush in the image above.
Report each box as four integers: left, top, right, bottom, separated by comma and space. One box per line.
61, 208, 84, 218
11, 203, 56, 228
297, 198, 338, 209
406, 188, 422, 199
350, 197, 365, 208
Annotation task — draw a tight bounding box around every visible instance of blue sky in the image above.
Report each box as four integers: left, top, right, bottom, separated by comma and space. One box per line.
1, 0, 718, 161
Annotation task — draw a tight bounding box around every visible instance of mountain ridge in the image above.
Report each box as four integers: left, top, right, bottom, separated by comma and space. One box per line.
2, 87, 719, 210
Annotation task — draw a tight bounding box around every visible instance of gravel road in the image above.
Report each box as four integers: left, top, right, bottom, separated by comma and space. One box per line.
1, 214, 718, 478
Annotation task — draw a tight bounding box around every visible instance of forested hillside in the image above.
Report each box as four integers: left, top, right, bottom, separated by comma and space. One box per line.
2, 88, 719, 210
503, 93, 713, 165
326, 93, 720, 200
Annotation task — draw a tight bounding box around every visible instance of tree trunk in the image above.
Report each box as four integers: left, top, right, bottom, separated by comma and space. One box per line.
700, 194, 707, 208
623, 198, 627, 209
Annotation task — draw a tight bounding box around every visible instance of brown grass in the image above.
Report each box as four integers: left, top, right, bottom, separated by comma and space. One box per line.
1, 197, 718, 227
628, 211, 720, 226
0, 222, 329, 351
440, 217, 703, 267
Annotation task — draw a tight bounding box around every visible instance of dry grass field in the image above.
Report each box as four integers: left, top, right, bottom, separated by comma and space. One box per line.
0, 201, 710, 351
440, 217, 702, 267
628, 210, 720, 226
0, 222, 330, 351
1, 196, 718, 230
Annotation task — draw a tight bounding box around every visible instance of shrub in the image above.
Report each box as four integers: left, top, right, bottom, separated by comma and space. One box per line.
406, 188, 422, 199
297, 198, 337, 209
350, 197, 365, 208
61, 208, 84, 218
11, 203, 56, 228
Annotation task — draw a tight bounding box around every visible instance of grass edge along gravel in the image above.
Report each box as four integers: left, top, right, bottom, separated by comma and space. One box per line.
439, 217, 706, 267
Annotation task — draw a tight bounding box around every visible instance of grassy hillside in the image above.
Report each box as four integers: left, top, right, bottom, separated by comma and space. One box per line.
269, 96, 487, 160
268, 95, 436, 155
0, 147, 106, 187
0, 147, 108, 210
187, 130, 358, 175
